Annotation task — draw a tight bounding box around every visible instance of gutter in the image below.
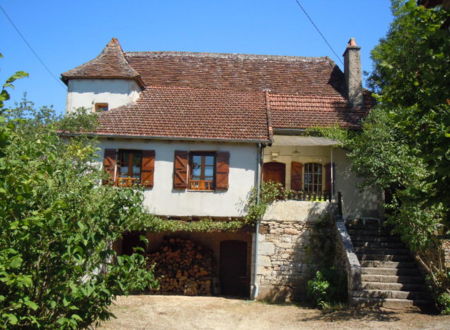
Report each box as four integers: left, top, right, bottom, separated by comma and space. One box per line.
59, 132, 271, 145
251, 142, 264, 300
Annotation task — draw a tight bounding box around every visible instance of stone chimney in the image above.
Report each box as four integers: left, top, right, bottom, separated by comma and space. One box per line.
343, 38, 363, 108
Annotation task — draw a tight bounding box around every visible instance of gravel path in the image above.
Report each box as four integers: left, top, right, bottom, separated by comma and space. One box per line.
97, 295, 450, 330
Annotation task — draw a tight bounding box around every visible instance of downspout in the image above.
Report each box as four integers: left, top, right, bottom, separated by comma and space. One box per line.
330, 147, 334, 200
251, 143, 263, 299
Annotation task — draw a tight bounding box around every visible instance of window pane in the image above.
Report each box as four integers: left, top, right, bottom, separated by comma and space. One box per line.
204, 166, 214, 177
205, 156, 214, 166
119, 166, 128, 176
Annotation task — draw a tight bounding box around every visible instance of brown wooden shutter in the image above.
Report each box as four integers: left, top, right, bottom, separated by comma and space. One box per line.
141, 150, 155, 188
103, 149, 117, 185
291, 162, 303, 191
215, 151, 230, 191
325, 162, 335, 193
173, 151, 188, 189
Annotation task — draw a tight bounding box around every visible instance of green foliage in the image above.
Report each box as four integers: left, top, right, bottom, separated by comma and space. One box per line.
347, 0, 450, 313
0, 94, 156, 327
307, 268, 347, 310
437, 292, 450, 315
243, 181, 285, 224
307, 271, 330, 309
132, 214, 246, 233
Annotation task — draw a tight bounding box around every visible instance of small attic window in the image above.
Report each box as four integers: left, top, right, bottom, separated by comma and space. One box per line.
95, 103, 109, 112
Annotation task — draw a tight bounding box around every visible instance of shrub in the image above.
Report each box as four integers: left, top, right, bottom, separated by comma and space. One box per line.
0, 96, 157, 327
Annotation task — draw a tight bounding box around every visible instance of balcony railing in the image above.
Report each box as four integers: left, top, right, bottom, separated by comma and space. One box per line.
189, 180, 214, 191
116, 177, 140, 187
283, 190, 331, 202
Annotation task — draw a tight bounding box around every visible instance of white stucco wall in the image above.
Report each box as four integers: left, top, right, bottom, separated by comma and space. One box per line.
333, 148, 382, 218
66, 79, 141, 113
98, 139, 259, 217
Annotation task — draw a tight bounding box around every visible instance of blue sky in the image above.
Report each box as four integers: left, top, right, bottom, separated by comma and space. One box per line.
1, 0, 393, 114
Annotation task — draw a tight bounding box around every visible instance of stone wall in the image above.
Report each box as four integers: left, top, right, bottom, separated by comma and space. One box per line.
255, 201, 333, 302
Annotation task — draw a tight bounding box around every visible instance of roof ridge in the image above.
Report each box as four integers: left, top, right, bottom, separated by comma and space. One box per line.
145, 85, 268, 94
125, 50, 335, 64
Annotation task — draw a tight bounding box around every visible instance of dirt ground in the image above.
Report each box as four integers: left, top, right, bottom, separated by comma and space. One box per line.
97, 295, 450, 330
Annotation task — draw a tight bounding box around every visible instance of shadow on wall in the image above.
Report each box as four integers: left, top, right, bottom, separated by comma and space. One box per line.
258, 201, 344, 303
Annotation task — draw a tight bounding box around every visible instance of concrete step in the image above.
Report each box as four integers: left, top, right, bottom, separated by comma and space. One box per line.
361, 281, 426, 291
354, 247, 411, 255
361, 274, 424, 283
357, 253, 413, 262
351, 296, 433, 310
352, 241, 406, 249
353, 289, 430, 300
360, 260, 417, 268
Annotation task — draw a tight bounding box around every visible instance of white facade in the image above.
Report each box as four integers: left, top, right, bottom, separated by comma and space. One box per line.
263, 142, 382, 219
66, 79, 141, 113
98, 139, 259, 217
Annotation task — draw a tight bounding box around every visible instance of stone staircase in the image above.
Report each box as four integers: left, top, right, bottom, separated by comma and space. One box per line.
347, 221, 433, 310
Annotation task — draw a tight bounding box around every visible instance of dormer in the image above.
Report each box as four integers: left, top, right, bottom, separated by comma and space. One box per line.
61, 38, 144, 113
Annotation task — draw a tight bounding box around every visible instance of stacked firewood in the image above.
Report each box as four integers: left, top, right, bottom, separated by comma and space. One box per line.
146, 237, 215, 295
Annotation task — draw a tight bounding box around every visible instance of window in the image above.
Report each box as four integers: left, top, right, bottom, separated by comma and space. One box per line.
304, 163, 323, 193
95, 103, 109, 112
189, 152, 216, 190
117, 150, 142, 186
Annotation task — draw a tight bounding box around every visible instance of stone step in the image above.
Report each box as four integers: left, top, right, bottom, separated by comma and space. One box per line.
351, 296, 433, 310
357, 253, 413, 262
360, 260, 417, 268
361, 274, 424, 283
348, 229, 394, 236
353, 289, 430, 300
354, 247, 411, 255
361, 281, 426, 291
349, 235, 401, 243
361, 267, 421, 276
352, 241, 406, 249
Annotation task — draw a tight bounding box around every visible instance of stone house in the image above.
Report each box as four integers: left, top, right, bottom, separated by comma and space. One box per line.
61, 38, 380, 300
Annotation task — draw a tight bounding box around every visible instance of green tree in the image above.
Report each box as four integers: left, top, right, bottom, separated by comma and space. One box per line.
0, 66, 156, 328
348, 0, 450, 311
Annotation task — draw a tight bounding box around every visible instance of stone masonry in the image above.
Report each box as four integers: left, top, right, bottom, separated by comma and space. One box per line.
255, 201, 332, 302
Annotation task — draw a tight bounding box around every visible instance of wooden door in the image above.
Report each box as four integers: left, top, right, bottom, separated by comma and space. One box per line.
220, 240, 249, 297
263, 162, 286, 187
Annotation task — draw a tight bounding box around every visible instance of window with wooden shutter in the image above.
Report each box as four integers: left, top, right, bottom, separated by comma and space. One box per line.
173, 151, 188, 189
291, 162, 303, 191
141, 150, 155, 188
102, 149, 117, 185
189, 152, 216, 190
215, 151, 230, 191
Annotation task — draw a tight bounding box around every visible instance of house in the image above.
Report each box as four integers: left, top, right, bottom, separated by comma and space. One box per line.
61, 38, 381, 300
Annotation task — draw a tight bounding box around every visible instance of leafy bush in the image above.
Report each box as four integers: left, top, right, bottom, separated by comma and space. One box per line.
0, 75, 157, 328
307, 271, 330, 309
306, 268, 347, 310
437, 292, 450, 315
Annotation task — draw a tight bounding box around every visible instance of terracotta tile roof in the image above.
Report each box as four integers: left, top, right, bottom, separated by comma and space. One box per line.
94, 86, 270, 142
268, 92, 373, 129
61, 38, 144, 87
62, 38, 375, 140
124, 51, 346, 97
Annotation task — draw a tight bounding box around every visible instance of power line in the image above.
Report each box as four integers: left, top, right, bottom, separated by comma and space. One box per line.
0, 5, 66, 89
294, 0, 344, 65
